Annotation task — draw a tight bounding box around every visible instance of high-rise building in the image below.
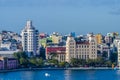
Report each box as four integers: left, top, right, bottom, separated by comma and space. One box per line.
65, 35, 97, 63
21, 20, 39, 57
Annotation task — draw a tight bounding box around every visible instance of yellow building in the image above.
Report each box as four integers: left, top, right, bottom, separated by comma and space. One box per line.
95, 34, 102, 44
51, 32, 62, 44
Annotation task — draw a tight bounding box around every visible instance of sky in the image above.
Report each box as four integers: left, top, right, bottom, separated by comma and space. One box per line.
0, 0, 120, 35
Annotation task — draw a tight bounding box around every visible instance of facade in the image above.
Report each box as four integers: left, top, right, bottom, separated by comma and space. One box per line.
113, 37, 120, 48
95, 33, 103, 44
0, 60, 4, 70
0, 57, 18, 70
21, 20, 39, 56
98, 44, 110, 59
0, 33, 2, 48
0, 50, 19, 58
118, 41, 120, 68
51, 32, 62, 44
46, 46, 66, 62
65, 36, 97, 63
6, 58, 18, 69
105, 36, 113, 44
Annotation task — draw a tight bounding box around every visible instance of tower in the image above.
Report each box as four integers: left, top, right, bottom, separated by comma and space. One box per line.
65, 36, 76, 63
89, 35, 97, 59
21, 20, 39, 57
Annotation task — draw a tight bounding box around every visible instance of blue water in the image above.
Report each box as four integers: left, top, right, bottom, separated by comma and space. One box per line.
0, 69, 120, 80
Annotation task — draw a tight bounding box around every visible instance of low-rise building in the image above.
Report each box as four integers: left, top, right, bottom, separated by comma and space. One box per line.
0, 60, 4, 70
46, 46, 66, 62
0, 50, 20, 58
0, 57, 18, 70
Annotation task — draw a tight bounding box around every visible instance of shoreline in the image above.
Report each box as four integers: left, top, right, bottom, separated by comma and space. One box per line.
0, 67, 114, 73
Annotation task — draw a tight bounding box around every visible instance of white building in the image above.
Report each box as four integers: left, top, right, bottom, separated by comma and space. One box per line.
65, 35, 97, 63
0, 50, 20, 58
118, 41, 120, 68
0, 34, 2, 48
21, 20, 39, 57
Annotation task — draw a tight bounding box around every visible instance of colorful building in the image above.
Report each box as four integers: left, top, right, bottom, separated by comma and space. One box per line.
0, 60, 4, 70
95, 33, 103, 44
0, 57, 18, 70
46, 46, 66, 62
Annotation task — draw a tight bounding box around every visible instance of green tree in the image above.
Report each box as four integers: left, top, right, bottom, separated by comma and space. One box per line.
37, 58, 44, 67
48, 59, 58, 65
70, 58, 79, 67
29, 58, 37, 66
59, 62, 66, 67
50, 52, 58, 59
110, 52, 117, 63
20, 57, 28, 67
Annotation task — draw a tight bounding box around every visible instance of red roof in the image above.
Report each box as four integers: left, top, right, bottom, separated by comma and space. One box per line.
46, 47, 66, 54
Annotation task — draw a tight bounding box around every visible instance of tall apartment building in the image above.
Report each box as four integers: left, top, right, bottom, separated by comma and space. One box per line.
65, 35, 97, 63
21, 20, 39, 57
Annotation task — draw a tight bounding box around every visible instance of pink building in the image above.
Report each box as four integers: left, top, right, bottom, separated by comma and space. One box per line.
0, 57, 18, 70
0, 60, 4, 70
6, 58, 18, 69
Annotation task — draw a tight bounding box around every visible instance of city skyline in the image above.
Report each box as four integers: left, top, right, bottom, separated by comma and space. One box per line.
0, 0, 120, 35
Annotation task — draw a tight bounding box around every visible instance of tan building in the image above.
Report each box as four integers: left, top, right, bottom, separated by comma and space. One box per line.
65, 35, 97, 63
95, 33, 102, 44
51, 32, 62, 44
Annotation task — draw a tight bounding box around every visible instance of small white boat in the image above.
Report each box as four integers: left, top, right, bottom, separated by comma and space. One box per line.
45, 73, 50, 77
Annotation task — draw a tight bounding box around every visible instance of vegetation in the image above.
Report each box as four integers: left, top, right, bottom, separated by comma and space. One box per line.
14, 51, 44, 68
14, 51, 118, 68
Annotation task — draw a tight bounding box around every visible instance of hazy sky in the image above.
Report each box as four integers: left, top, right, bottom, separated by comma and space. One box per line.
0, 0, 120, 35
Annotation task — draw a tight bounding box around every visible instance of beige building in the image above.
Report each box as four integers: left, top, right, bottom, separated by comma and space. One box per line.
51, 32, 62, 44
65, 35, 97, 63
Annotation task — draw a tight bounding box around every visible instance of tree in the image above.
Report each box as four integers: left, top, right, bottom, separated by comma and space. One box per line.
14, 51, 27, 59
37, 58, 44, 67
50, 52, 58, 59
70, 58, 79, 67
102, 51, 108, 58
48, 59, 58, 66
29, 58, 37, 66
59, 62, 66, 67
110, 52, 117, 63
20, 57, 28, 67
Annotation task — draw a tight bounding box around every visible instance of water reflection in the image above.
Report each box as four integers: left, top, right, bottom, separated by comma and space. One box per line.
0, 70, 120, 80
116, 70, 120, 75
64, 70, 72, 80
